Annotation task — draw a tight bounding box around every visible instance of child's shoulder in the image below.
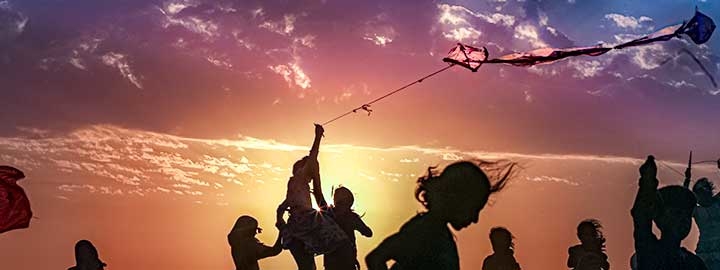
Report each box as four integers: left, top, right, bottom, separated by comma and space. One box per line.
681, 248, 709, 269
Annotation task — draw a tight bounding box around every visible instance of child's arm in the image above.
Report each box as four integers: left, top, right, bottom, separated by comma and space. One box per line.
297, 124, 324, 178
631, 156, 659, 251
311, 166, 328, 209
683, 166, 691, 189
354, 213, 373, 237
366, 233, 403, 270
566, 247, 577, 268
256, 230, 283, 260
276, 200, 288, 228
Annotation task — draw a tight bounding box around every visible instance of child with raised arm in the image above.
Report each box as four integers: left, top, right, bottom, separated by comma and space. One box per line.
632, 155, 707, 270
482, 227, 521, 270
683, 159, 720, 270
366, 160, 516, 270
276, 124, 348, 270
324, 186, 373, 270
228, 215, 282, 270
567, 219, 609, 270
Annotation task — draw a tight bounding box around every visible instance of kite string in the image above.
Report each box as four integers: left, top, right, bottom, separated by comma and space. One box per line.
321, 64, 456, 126
660, 160, 685, 178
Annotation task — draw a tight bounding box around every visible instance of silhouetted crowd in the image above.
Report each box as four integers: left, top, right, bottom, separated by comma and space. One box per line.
55, 126, 720, 270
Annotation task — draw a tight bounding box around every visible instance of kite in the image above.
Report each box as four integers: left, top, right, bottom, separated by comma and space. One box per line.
0, 166, 32, 234
321, 9, 716, 126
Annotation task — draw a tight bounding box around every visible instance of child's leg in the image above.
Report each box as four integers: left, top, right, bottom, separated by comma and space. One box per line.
290, 244, 316, 270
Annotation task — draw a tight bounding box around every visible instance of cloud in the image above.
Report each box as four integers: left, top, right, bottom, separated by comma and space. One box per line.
101, 52, 144, 89
259, 14, 297, 36
605, 13, 653, 30
269, 62, 312, 89
513, 24, 548, 48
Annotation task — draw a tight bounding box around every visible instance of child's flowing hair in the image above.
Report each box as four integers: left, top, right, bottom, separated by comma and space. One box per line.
414, 160, 517, 209
577, 219, 606, 251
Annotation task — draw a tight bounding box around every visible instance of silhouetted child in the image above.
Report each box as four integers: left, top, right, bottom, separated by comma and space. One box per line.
632, 155, 707, 270
567, 219, 609, 270
324, 186, 373, 270
68, 240, 106, 270
482, 227, 521, 270
366, 160, 516, 270
228, 215, 282, 270
276, 124, 348, 270
683, 162, 720, 270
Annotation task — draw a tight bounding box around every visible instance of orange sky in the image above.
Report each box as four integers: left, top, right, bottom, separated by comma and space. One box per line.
2, 0, 720, 269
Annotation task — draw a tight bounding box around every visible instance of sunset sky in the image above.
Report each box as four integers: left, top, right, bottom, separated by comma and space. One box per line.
1, 0, 720, 269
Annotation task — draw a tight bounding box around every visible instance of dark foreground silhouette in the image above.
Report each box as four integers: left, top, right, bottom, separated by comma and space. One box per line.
324, 186, 373, 270
684, 159, 720, 270
68, 240, 106, 270
632, 155, 707, 270
365, 160, 516, 270
228, 215, 282, 270
276, 124, 350, 270
567, 219, 609, 270
482, 227, 521, 270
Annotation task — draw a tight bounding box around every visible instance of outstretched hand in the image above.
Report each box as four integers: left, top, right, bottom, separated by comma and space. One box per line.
314, 124, 324, 137
639, 155, 657, 181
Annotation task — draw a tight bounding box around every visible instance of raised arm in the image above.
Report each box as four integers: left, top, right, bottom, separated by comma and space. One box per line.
309, 124, 323, 160
631, 156, 659, 251
683, 166, 692, 189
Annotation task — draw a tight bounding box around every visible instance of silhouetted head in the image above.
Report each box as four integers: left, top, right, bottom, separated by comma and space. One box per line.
489, 227, 515, 253
333, 186, 354, 210
292, 156, 309, 176
692, 178, 715, 207
74, 240, 106, 269
415, 160, 515, 230
577, 219, 606, 251
655, 185, 696, 242
229, 215, 262, 238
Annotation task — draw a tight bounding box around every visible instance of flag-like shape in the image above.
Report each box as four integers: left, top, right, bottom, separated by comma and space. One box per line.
681, 9, 716, 44
442, 43, 488, 72
0, 166, 32, 234
486, 46, 612, 67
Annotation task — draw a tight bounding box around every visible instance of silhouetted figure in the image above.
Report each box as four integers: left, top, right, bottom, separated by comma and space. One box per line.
683, 162, 720, 270
482, 227, 521, 270
68, 240, 106, 270
228, 215, 282, 270
366, 160, 516, 270
632, 155, 707, 270
276, 124, 348, 270
567, 219, 609, 270
324, 186, 373, 270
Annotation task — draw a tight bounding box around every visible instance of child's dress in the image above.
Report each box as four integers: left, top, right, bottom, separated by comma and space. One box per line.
280, 170, 348, 255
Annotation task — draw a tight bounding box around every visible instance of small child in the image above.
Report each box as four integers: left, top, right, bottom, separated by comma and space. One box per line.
228, 215, 282, 270
366, 160, 516, 270
67, 240, 107, 270
632, 155, 707, 270
276, 124, 348, 270
567, 219, 609, 270
324, 186, 373, 270
482, 227, 521, 270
